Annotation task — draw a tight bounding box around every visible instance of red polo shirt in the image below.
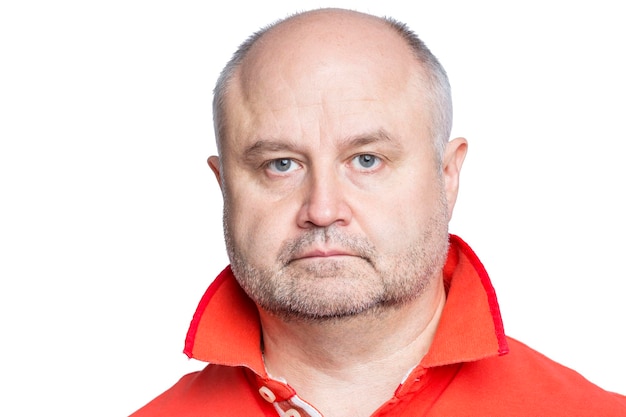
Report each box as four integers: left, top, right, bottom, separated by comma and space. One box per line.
131, 235, 626, 416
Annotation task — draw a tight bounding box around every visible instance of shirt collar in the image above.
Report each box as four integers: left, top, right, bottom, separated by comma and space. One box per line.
184, 234, 509, 375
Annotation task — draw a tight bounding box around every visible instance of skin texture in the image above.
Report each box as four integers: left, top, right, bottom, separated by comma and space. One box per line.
209, 8, 468, 417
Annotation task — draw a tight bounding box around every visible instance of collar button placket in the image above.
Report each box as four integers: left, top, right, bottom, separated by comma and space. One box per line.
259, 385, 277, 403
284, 409, 302, 417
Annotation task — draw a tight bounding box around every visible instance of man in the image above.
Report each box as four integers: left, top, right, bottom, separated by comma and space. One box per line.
131, 8, 626, 417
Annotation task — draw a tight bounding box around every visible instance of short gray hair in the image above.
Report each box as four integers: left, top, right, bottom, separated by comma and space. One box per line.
212, 11, 452, 162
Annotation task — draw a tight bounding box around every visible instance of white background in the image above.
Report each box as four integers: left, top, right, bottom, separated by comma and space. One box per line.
1, 1, 624, 415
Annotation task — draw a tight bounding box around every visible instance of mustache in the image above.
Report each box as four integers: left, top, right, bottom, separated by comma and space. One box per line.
277, 227, 376, 266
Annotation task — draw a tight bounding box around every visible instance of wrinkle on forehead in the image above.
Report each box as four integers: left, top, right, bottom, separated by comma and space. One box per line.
220, 9, 433, 155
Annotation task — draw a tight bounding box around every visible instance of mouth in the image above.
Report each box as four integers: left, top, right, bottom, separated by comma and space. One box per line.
290, 248, 364, 263
278, 230, 376, 267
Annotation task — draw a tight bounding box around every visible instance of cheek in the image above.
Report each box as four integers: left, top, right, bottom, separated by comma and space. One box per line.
358, 177, 444, 247
224, 188, 296, 260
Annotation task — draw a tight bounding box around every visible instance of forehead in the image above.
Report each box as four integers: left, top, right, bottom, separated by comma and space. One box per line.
221, 11, 432, 150
240, 12, 420, 99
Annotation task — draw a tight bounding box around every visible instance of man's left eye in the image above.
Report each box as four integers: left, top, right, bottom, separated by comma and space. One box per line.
351, 154, 381, 169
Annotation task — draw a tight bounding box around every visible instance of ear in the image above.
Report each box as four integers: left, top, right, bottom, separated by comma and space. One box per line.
207, 155, 223, 191
442, 137, 468, 220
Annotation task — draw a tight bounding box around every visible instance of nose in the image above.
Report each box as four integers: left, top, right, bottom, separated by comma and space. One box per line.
296, 169, 353, 229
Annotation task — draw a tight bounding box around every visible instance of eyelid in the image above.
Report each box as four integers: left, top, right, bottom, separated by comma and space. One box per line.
349, 153, 383, 171
264, 157, 303, 175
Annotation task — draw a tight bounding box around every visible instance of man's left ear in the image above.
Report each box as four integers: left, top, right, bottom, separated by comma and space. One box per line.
442, 137, 468, 220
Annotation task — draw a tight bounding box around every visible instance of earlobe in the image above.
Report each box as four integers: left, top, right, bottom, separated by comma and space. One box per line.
207, 156, 223, 190
442, 137, 468, 220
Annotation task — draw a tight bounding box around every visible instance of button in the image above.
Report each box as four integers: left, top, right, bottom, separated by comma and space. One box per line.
258, 386, 276, 403
285, 409, 301, 417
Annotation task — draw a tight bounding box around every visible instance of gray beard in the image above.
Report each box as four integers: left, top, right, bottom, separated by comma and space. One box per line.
223, 194, 450, 322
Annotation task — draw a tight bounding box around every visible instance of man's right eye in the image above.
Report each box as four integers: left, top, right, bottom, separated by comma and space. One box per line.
266, 158, 299, 173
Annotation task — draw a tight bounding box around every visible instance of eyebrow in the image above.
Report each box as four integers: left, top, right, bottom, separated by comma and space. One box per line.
241, 129, 402, 162
242, 139, 300, 163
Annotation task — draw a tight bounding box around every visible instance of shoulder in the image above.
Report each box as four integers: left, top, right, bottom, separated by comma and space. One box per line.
445, 336, 626, 416
128, 365, 271, 416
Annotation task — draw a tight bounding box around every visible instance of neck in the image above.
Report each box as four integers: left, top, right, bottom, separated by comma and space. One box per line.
259, 276, 446, 417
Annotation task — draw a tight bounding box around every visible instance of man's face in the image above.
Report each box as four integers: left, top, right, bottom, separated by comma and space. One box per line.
211, 17, 459, 320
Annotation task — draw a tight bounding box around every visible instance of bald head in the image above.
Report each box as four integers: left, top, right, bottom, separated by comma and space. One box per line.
213, 8, 452, 162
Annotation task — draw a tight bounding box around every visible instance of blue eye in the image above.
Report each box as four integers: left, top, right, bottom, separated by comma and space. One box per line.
352, 154, 380, 169
267, 158, 299, 173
